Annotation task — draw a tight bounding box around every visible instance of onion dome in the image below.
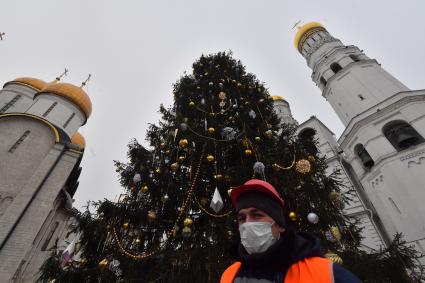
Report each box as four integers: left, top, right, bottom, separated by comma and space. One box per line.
38, 83, 92, 119
271, 95, 286, 102
294, 22, 324, 51
71, 132, 86, 149
4, 77, 47, 91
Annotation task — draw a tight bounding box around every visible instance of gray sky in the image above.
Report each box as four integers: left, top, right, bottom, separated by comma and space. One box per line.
1, 0, 424, 210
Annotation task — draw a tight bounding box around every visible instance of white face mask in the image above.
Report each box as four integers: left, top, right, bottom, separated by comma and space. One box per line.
239, 221, 278, 254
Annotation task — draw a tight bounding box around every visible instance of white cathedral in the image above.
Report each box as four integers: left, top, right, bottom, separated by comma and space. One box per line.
272, 22, 425, 261
0, 77, 91, 282
0, 21, 424, 282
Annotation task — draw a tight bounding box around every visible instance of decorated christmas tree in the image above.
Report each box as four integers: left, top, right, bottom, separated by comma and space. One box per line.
39, 52, 423, 283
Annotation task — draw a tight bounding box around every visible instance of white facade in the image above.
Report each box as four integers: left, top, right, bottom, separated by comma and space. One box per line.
296, 23, 425, 261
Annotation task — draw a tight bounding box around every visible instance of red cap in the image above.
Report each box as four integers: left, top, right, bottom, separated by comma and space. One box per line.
230, 179, 284, 208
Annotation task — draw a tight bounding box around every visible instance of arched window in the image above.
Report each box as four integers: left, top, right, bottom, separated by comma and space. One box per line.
354, 144, 374, 169
320, 76, 327, 87
330, 62, 343, 74
383, 121, 425, 151
299, 128, 318, 155
350, 54, 361, 62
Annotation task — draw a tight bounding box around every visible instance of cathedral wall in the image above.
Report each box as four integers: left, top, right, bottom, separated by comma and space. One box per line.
0, 88, 34, 114
0, 146, 79, 282
0, 116, 55, 198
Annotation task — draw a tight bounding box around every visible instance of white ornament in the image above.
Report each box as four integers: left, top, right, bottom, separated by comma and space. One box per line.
210, 187, 224, 213
180, 123, 188, 131
221, 127, 236, 141
201, 98, 206, 105
248, 109, 257, 119
253, 161, 266, 180
307, 212, 319, 224
133, 173, 141, 184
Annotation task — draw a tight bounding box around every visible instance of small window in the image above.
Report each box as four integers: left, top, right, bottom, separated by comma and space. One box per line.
63, 113, 75, 128
354, 144, 374, 169
350, 54, 361, 62
8, 131, 30, 153
320, 76, 327, 87
41, 222, 59, 251
0, 95, 21, 113
43, 102, 58, 117
330, 62, 343, 74
383, 121, 425, 151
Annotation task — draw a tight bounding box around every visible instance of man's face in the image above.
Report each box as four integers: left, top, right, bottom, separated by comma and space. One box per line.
238, 207, 285, 238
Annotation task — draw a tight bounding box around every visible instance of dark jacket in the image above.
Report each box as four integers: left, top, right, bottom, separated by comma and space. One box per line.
230, 229, 361, 283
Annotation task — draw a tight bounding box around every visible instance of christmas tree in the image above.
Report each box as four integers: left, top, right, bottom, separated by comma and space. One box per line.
39, 52, 423, 283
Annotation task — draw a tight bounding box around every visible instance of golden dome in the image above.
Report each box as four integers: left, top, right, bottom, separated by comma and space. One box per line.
71, 132, 86, 149
5, 77, 47, 91
38, 83, 92, 119
271, 95, 286, 102
294, 22, 324, 51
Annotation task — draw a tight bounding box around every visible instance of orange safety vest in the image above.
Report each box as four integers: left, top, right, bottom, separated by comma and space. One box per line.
221, 257, 333, 283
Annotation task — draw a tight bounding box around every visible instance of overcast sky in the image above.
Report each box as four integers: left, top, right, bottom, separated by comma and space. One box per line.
1, 0, 424, 210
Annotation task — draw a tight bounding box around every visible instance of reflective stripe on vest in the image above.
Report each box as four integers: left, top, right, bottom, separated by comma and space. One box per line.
220, 257, 334, 283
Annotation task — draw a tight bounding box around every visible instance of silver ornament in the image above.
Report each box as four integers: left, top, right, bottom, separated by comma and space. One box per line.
221, 127, 236, 141
253, 161, 266, 180
209, 82, 213, 86
180, 123, 188, 131
133, 173, 141, 184
210, 187, 224, 213
248, 109, 257, 119
307, 212, 319, 224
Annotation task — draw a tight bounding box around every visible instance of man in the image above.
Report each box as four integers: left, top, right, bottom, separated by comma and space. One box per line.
221, 179, 362, 283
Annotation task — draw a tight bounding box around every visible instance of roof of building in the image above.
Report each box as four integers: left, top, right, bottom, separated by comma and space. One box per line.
294, 22, 324, 50
4, 77, 47, 91
271, 95, 286, 102
38, 83, 92, 119
71, 132, 86, 149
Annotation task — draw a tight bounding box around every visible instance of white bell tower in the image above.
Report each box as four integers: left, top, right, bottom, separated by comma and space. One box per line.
295, 22, 425, 261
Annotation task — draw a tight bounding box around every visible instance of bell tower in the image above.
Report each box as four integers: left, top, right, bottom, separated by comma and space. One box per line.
295, 22, 425, 261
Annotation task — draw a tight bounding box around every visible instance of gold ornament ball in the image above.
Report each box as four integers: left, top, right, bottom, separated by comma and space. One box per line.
325, 252, 343, 265
165, 149, 171, 155
123, 222, 129, 229
226, 230, 234, 239
80, 258, 88, 266
179, 139, 189, 148
329, 191, 341, 202
254, 136, 261, 142
295, 159, 311, 174
170, 162, 179, 172
307, 155, 315, 162
147, 211, 157, 222
178, 156, 185, 162
244, 149, 252, 156
141, 185, 149, 193
98, 258, 109, 270
183, 217, 193, 227
331, 226, 342, 242
182, 226, 192, 238
289, 211, 297, 221
155, 168, 161, 174
206, 154, 215, 162
160, 142, 166, 149
135, 238, 141, 245
189, 101, 195, 107
215, 174, 223, 181
227, 188, 233, 197
207, 127, 215, 134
